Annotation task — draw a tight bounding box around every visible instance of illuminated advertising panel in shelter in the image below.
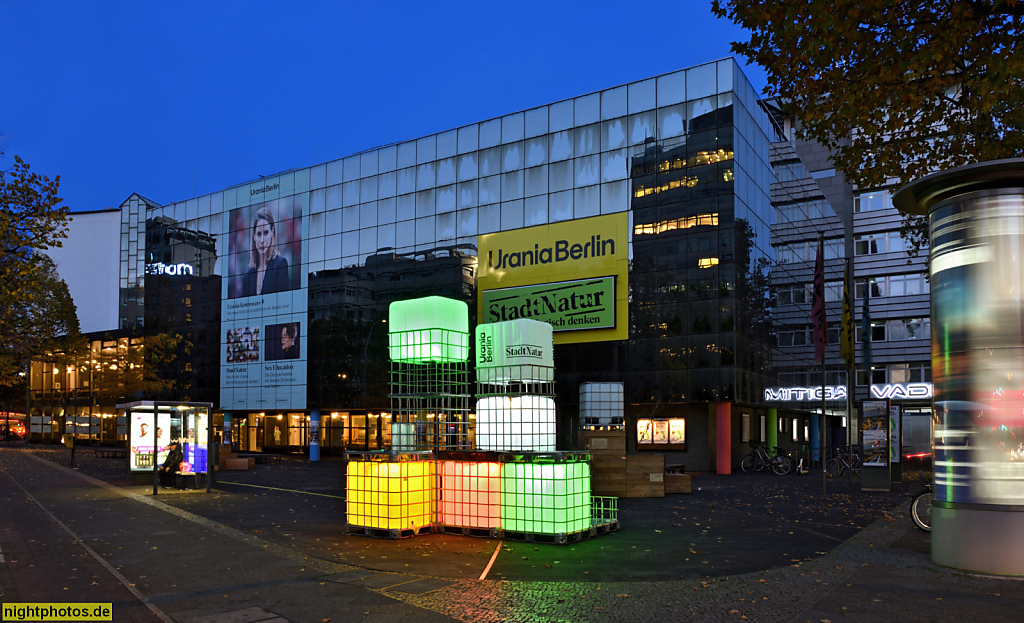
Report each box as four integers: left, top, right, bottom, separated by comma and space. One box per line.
219, 175, 308, 410
477, 213, 629, 344
128, 409, 208, 473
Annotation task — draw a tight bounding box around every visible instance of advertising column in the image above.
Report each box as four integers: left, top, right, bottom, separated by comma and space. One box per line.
220, 176, 308, 413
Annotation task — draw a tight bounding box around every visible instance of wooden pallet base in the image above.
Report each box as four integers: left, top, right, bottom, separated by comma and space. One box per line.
499, 520, 620, 545
438, 525, 500, 538
345, 523, 434, 539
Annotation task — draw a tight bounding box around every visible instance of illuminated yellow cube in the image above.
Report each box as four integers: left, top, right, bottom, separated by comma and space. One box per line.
346, 459, 435, 531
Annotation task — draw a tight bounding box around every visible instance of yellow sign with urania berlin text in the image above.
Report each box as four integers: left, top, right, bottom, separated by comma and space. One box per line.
477, 213, 628, 344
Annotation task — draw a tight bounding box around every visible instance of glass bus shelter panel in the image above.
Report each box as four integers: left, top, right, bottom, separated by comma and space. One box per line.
122, 402, 211, 473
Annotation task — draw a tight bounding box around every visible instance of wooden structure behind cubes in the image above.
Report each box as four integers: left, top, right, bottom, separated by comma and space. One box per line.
582, 429, 665, 497
388, 296, 472, 451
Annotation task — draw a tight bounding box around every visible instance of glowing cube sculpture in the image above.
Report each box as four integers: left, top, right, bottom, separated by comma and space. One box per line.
475, 319, 554, 383
438, 460, 502, 529
501, 459, 592, 534
580, 382, 624, 428
346, 458, 435, 533
475, 395, 557, 452
388, 296, 469, 363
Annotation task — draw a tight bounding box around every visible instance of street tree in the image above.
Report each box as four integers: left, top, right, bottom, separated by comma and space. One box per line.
1, 153, 70, 294
90, 332, 183, 405
0, 254, 85, 440
712, 0, 1024, 252
1, 153, 76, 385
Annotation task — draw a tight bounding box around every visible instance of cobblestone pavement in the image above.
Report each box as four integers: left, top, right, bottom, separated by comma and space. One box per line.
6, 444, 1023, 622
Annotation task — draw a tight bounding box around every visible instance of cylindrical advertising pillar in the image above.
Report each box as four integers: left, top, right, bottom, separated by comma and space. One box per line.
894, 159, 1024, 575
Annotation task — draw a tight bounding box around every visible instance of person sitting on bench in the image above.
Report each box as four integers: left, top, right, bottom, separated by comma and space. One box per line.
159, 441, 183, 488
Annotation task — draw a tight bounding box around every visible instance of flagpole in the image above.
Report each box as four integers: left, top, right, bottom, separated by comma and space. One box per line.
816, 232, 827, 496
846, 257, 854, 488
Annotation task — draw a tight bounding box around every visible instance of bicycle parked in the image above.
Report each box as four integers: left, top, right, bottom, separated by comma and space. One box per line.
911, 478, 932, 532
825, 446, 862, 478
740, 442, 793, 475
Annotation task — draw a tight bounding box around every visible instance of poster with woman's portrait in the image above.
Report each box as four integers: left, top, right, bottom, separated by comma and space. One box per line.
227, 195, 304, 299
265, 321, 301, 361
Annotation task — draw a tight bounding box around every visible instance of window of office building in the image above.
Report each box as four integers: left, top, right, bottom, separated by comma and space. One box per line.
854, 190, 893, 213
855, 231, 907, 256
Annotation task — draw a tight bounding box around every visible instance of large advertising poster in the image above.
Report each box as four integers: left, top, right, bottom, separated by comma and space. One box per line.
220, 179, 308, 410
861, 401, 890, 467
477, 213, 629, 345
129, 411, 208, 473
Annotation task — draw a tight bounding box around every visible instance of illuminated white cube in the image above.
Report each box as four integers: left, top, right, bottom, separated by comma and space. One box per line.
580, 382, 624, 427
475, 395, 556, 452
475, 319, 554, 384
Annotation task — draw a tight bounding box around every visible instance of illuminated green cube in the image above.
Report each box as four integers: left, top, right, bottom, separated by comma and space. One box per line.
500, 460, 592, 534
388, 296, 469, 363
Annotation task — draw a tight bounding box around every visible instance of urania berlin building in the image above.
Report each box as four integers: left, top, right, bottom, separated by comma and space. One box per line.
34, 59, 801, 471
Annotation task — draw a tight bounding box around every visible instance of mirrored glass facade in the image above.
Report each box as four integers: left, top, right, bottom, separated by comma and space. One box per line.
111, 59, 779, 466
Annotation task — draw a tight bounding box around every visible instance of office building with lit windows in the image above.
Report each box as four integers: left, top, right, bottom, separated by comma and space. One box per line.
30, 58, 810, 472
765, 104, 933, 471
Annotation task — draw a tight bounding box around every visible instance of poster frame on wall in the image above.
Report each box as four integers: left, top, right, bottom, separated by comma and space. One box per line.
860, 399, 891, 491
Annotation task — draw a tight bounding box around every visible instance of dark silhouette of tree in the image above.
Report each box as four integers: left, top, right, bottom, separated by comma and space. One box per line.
713, 0, 1024, 256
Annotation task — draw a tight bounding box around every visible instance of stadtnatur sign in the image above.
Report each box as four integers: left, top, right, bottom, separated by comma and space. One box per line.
482, 277, 615, 330
478, 213, 628, 344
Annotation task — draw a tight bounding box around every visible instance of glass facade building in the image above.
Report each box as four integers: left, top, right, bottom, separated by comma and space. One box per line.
35, 59, 784, 470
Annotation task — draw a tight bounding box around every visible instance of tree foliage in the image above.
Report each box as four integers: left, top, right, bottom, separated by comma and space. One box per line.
1, 153, 70, 290
712, 0, 1024, 191
90, 332, 182, 404
0, 254, 85, 388
1, 153, 78, 387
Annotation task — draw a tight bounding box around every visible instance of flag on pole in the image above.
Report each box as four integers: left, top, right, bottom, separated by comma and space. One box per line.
812, 234, 828, 364
840, 258, 854, 368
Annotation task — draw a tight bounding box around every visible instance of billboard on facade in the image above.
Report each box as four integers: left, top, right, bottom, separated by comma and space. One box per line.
477, 213, 629, 344
226, 195, 303, 300
220, 177, 308, 411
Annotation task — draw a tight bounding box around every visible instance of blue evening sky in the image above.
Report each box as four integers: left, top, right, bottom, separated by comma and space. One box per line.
0, 1, 765, 213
